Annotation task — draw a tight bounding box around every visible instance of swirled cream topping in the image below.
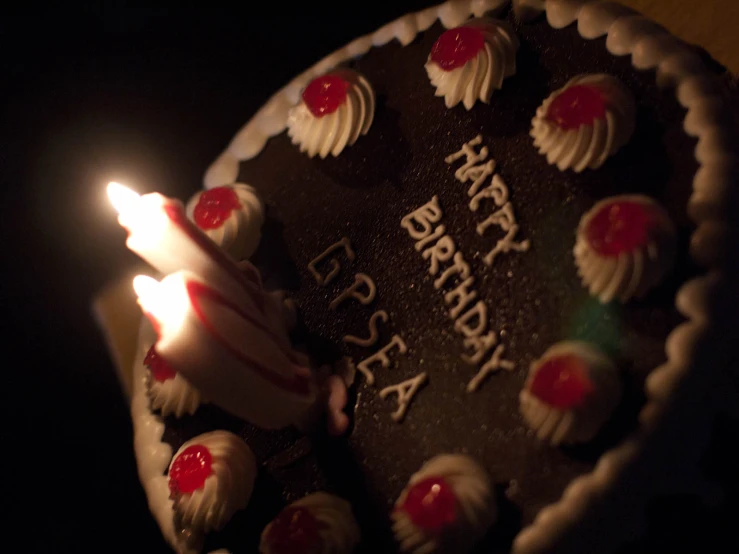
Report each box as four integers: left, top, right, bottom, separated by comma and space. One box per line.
425, 18, 519, 111
259, 492, 361, 554
574, 194, 676, 304
186, 183, 265, 261
392, 454, 495, 554
168, 431, 256, 538
144, 345, 204, 418
287, 69, 375, 159
519, 341, 622, 446
531, 73, 636, 172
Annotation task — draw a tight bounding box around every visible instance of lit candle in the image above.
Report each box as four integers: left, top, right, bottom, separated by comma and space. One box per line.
108, 182, 261, 306
134, 271, 317, 429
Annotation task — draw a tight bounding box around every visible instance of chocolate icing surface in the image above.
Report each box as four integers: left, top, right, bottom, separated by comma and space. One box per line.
157, 9, 700, 553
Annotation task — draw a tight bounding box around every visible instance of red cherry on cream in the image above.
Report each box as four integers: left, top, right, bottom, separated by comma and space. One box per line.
169, 444, 213, 495
399, 477, 457, 533
263, 507, 325, 554
302, 74, 350, 118
144, 344, 177, 382
546, 84, 607, 130
530, 354, 595, 409
193, 187, 241, 230
430, 26, 486, 71
585, 200, 656, 257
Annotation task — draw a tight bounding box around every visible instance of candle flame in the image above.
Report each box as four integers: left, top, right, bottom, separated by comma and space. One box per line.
108, 182, 141, 214
133, 274, 188, 330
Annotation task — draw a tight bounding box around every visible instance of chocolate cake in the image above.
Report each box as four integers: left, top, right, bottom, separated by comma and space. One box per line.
102, 1, 738, 553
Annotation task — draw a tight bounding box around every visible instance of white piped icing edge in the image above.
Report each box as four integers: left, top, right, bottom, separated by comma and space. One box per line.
169, 431, 257, 545
425, 18, 519, 110
287, 69, 375, 159
530, 73, 636, 172
259, 492, 361, 554
519, 341, 622, 445
166, 1, 734, 553
148, 371, 204, 418
186, 183, 265, 261
574, 194, 677, 304
392, 454, 495, 554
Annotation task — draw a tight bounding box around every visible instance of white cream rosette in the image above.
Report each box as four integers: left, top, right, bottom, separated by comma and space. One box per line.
425, 18, 519, 110
519, 341, 622, 446
392, 454, 495, 554
531, 73, 636, 172
287, 69, 375, 159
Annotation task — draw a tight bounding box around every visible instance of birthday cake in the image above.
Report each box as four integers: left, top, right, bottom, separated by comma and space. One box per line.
101, 1, 738, 553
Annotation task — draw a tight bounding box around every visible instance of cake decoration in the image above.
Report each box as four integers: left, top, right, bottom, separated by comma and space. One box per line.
402, 195, 515, 392
343, 309, 389, 347
574, 194, 677, 304
530, 74, 636, 172
168, 431, 256, 544
356, 334, 408, 386
392, 454, 496, 553
133, 271, 318, 430
308, 237, 356, 286
186, 183, 265, 261
287, 69, 375, 158
145, 344, 204, 417
425, 18, 519, 110
519, 341, 622, 445
329, 273, 377, 310
259, 492, 361, 554
379, 371, 428, 422
445, 135, 530, 266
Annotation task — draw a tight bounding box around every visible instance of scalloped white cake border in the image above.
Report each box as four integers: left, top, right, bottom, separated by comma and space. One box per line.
125, 1, 736, 553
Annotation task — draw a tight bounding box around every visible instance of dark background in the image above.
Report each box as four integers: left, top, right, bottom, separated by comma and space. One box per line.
3, 4, 736, 553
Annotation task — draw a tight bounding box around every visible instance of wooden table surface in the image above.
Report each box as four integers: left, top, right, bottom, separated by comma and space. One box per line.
621, 0, 739, 73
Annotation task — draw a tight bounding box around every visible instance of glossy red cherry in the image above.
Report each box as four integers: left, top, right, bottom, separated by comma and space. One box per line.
430, 26, 486, 71
585, 200, 657, 257
193, 187, 241, 230
399, 476, 457, 533
168, 444, 213, 495
302, 74, 350, 117
263, 507, 325, 554
144, 344, 177, 382
546, 84, 607, 130
530, 354, 595, 409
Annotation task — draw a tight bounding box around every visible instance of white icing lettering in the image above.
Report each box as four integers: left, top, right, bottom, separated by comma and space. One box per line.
476, 202, 531, 266
444, 276, 478, 320
461, 331, 498, 365
379, 372, 427, 422
356, 335, 408, 386
433, 252, 471, 290
415, 224, 446, 252
454, 300, 488, 338
467, 160, 497, 197
343, 310, 389, 347
329, 273, 377, 310
401, 196, 443, 240
466, 344, 515, 393
444, 134, 490, 183
308, 237, 356, 286
470, 173, 509, 211
422, 234, 456, 276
